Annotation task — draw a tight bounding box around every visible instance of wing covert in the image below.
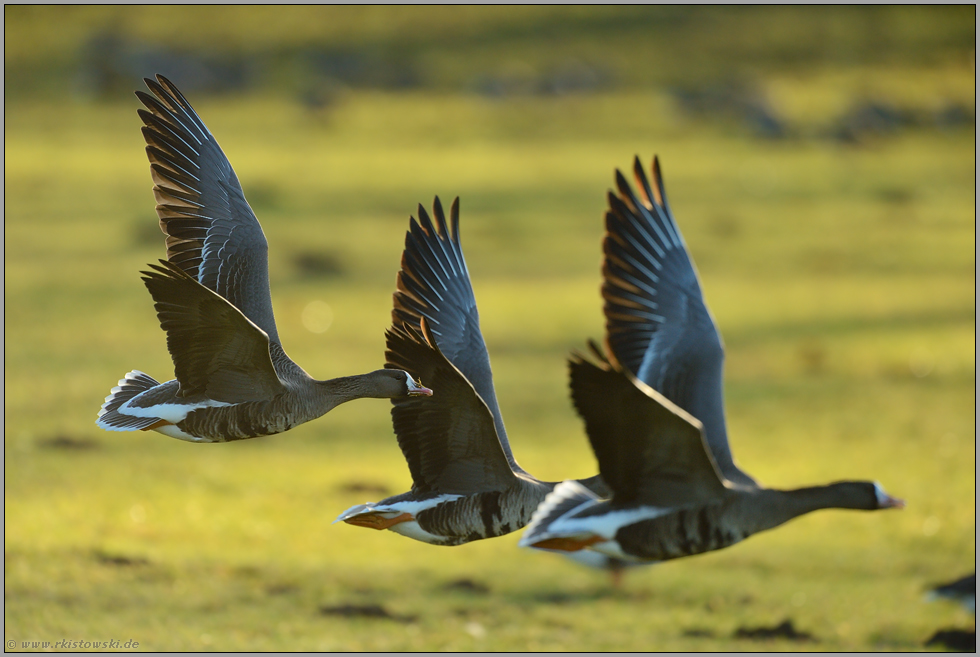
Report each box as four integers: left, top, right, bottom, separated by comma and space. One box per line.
385, 320, 517, 495
568, 345, 729, 507
140, 260, 284, 403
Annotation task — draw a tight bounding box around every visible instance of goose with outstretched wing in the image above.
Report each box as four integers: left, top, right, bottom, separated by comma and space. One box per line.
336, 199, 608, 543
96, 75, 431, 443
520, 157, 903, 563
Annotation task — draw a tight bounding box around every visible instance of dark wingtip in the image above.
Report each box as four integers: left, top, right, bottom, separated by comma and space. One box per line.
651, 155, 668, 208
632, 155, 655, 207
614, 169, 633, 200
140, 258, 193, 282
450, 197, 460, 242
416, 203, 432, 233
431, 196, 448, 238
586, 339, 607, 364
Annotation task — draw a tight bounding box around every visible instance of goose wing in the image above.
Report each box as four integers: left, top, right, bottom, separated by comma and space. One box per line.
568, 343, 729, 507
385, 319, 518, 495
392, 197, 524, 473
602, 156, 756, 487
141, 260, 284, 403
136, 75, 281, 344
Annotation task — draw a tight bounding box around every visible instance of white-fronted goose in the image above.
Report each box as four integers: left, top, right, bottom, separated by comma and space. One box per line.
519, 157, 904, 561
335, 199, 608, 544
96, 75, 431, 443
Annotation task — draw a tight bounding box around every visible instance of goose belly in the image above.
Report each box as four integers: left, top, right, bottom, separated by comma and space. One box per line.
153, 423, 215, 443
388, 519, 458, 545
414, 489, 541, 545
177, 399, 294, 442
614, 505, 746, 562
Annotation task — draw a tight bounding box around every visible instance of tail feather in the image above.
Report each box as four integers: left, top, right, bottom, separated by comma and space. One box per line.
96, 370, 162, 431
519, 480, 601, 548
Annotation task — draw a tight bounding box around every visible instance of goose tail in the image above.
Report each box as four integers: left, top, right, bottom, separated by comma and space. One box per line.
96, 370, 163, 431
519, 480, 601, 549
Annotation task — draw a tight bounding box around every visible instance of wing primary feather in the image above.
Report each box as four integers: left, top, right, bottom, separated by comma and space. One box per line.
137, 88, 204, 147
448, 198, 467, 276
143, 77, 209, 145
429, 197, 461, 278
412, 207, 456, 290
139, 113, 202, 158
154, 74, 215, 138
651, 157, 682, 247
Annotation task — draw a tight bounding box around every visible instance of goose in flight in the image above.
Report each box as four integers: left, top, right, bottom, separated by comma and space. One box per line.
96, 75, 431, 443
520, 156, 903, 561
336, 199, 608, 543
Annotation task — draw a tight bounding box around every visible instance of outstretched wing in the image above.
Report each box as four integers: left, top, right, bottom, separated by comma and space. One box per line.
385, 320, 518, 495
602, 156, 756, 487
141, 260, 284, 403
392, 197, 525, 473
136, 74, 280, 344
568, 343, 729, 507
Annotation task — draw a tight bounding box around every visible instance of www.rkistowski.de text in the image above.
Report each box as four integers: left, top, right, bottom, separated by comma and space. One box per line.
8, 639, 139, 650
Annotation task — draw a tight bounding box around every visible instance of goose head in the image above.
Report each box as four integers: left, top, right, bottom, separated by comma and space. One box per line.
377, 369, 434, 398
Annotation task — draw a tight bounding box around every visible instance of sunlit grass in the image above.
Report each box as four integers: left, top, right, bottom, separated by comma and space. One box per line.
4, 42, 975, 652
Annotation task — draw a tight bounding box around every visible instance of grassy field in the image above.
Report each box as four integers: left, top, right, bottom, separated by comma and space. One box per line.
5, 6, 976, 652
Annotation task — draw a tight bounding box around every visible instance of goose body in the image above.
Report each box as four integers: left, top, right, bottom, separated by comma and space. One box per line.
520, 157, 903, 562
96, 75, 431, 443
336, 199, 607, 544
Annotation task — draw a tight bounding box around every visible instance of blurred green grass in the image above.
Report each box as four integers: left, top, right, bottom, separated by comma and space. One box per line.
4, 6, 976, 652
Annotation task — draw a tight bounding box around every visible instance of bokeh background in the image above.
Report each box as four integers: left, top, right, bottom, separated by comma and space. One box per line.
4, 6, 975, 651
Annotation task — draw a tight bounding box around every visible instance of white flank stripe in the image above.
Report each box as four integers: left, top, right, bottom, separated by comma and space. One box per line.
119, 397, 232, 423
551, 505, 673, 540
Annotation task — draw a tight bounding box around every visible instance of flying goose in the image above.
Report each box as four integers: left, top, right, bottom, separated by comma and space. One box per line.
335, 199, 608, 544
96, 75, 431, 443
519, 157, 904, 561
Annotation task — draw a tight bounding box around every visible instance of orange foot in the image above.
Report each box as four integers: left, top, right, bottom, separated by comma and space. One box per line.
343, 512, 413, 530
531, 535, 604, 552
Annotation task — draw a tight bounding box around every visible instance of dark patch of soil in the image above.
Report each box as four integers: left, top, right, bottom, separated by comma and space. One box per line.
682, 628, 715, 638
925, 628, 976, 652
337, 481, 391, 495
93, 550, 149, 567
266, 583, 299, 596
39, 435, 100, 450
319, 603, 417, 623
734, 619, 815, 642
442, 578, 490, 595
293, 251, 346, 278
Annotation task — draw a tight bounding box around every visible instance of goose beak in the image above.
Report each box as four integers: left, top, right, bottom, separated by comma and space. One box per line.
407, 378, 433, 397
880, 495, 906, 510
874, 482, 905, 509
